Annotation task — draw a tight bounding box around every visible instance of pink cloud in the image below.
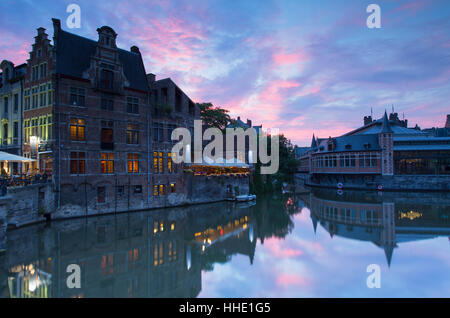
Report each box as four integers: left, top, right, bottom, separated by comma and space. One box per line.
276, 274, 310, 287
273, 52, 308, 65
264, 238, 303, 258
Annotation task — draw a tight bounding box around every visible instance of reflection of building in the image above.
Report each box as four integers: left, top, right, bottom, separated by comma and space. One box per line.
299, 112, 450, 190
0, 201, 260, 298
303, 189, 450, 266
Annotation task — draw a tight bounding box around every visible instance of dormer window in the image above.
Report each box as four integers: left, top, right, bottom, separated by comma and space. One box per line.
100, 69, 114, 90
97, 26, 117, 49
345, 144, 352, 150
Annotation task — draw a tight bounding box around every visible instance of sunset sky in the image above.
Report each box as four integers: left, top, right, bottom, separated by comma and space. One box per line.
1, 0, 449, 146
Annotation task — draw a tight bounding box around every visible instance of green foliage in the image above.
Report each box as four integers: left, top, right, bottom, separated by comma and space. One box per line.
252, 134, 299, 194
197, 102, 235, 131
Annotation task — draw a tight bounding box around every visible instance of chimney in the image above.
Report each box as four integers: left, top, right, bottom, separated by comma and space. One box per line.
246, 119, 252, 127
237, 116, 241, 121
37, 27, 46, 36
131, 45, 140, 54
146, 73, 155, 84
446, 115, 450, 128
364, 115, 372, 126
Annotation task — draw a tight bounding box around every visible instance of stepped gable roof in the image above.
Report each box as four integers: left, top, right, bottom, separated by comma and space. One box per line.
55, 29, 148, 91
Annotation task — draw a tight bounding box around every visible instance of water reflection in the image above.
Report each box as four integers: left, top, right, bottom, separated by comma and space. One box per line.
0, 197, 299, 298
0, 189, 448, 298
301, 189, 450, 266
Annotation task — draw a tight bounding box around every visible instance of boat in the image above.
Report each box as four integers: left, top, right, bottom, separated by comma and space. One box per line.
236, 194, 256, 202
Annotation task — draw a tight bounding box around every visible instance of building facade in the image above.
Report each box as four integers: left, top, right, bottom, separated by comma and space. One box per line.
1, 18, 249, 217
299, 112, 450, 190
0, 60, 26, 174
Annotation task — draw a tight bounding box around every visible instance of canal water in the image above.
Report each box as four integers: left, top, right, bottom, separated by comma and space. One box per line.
0, 189, 449, 298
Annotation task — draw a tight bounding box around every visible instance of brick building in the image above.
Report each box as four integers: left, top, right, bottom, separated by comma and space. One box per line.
148, 75, 199, 202
2, 18, 249, 216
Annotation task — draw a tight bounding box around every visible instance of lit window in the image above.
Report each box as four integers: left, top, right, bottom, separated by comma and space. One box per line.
100, 152, 114, 173
127, 153, 139, 173
70, 118, 85, 141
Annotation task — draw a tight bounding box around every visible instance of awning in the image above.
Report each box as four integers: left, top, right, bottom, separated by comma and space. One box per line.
0, 151, 36, 162
187, 156, 249, 168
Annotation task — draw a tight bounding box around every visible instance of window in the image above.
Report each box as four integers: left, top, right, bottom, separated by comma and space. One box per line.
127, 153, 139, 173
126, 97, 139, 114
97, 187, 106, 203
39, 116, 47, 139
39, 63, 47, 79
168, 152, 173, 173
100, 69, 114, 90
126, 124, 139, 144
162, 87, 168, 104
70, 87, 85, 106
30, 118, 38, 136
152, 122, 164, 142
13, 121, 18, 140
4, 97, 8, 114
47, 115, 53, 140
153, 152, 163, 173
24, 90, 30, 110
47, 84, 53, 105
32, 65, 38, 81
153, 184, 165, 196
167, 124, 177, 143
101, 120, 114, 150
100, 152, 114, 174
24, 120, 30, 142
134, 185, 142, 194
101, 97, 113, 111
70, 118, 85, 141
40, 91, 46, 107
13, 94, 18, 113
170, 183, 175, 193
70, 152, 86, 174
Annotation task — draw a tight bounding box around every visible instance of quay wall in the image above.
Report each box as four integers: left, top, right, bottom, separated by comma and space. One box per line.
296, 173, 450, 192
51, 174, 249, 220
0, 183, 54, 231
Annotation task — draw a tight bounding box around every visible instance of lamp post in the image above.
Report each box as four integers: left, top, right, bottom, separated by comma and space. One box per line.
30, 135, 39, 173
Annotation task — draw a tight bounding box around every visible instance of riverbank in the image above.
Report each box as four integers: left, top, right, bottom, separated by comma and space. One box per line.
0, 174, 250, 230
295, 173, 450, 192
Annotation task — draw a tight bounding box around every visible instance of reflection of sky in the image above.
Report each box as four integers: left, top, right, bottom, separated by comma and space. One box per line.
199, 208, 450, 297
1, 0, 449, 146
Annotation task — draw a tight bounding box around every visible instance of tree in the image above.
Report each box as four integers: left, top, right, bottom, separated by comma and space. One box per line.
252, 134, 299, 194
197, 102, 235, 131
